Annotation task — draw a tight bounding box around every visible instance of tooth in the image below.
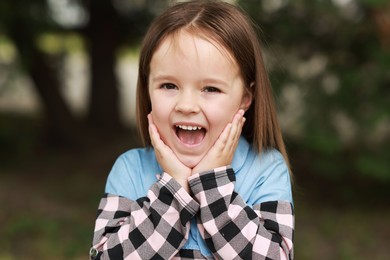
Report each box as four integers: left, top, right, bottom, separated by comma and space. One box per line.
176, 125, 203, 130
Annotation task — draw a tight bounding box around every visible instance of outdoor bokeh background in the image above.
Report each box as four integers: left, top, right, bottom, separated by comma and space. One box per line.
0, 0, 389, 259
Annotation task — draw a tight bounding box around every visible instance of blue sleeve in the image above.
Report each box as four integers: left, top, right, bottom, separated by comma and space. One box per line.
105, 149, 161, 201
105, 153, 139, 201
248, 150, 293, 206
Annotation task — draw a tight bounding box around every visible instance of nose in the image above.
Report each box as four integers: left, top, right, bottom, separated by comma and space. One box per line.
175, 90, 200, 114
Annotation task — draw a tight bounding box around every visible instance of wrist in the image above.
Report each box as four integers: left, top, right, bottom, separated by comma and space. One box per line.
175, 177, 190, 193
192, 164, 228, 175
163, 171, 191, 193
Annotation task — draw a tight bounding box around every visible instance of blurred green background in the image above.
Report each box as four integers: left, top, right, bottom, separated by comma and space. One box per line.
0, 0, 389, 259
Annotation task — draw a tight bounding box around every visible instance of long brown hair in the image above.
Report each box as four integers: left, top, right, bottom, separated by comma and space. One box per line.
136, 0, 291, 172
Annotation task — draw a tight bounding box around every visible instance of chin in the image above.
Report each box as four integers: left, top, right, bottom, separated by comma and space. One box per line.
178, 155, 202, 169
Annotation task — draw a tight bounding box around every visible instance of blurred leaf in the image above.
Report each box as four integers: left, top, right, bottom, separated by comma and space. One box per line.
356, 154, 390, 180
359, 0, 389, 7
239, 0, 390, 182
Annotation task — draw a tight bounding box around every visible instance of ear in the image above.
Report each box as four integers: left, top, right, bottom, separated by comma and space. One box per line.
240, 83, 254, 111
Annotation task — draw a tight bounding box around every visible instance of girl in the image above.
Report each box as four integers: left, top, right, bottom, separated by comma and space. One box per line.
90, 1, 294, 259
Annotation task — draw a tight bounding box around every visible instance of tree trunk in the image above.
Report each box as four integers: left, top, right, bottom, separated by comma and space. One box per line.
86, 0, 122, 132
8, 20, 81, 145
29, 50, 82, 145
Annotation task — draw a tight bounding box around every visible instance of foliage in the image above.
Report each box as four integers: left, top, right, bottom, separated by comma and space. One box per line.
0, 0, 163, 142
239, 0, 390, 180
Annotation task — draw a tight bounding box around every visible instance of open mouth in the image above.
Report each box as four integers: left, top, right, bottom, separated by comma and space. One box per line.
175, 125, 206, 146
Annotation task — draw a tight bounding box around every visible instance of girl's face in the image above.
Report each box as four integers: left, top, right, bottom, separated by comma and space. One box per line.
148, 30, 251, 168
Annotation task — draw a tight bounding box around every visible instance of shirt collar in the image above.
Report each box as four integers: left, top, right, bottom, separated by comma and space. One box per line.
231, 136, 250, 172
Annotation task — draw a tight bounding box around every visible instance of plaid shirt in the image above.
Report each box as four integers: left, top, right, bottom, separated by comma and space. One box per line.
91, 166, 294, 259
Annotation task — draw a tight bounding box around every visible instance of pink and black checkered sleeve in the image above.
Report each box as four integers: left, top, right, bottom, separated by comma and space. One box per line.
90, 173, 199, 260
189, 166, 294, 260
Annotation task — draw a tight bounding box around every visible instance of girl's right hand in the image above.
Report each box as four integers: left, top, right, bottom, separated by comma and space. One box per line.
148, 113, 192, 192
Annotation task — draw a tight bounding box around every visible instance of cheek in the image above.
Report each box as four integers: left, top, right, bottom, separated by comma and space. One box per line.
150, 97, 170, 128
206, 106, 237, 132
152, 108, 169, 128
151, 92, 168, 112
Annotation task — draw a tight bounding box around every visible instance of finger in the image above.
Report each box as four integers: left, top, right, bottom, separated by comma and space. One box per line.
234, 112, 246, 140
235, 109, 245, 137
233, 113, 246, 145
147, 114, 156, 144
224, 110, 244, 151
239, 117, 246, 136
217, 122, 233, 149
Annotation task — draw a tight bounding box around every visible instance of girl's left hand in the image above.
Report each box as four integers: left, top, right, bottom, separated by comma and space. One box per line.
192, 109, 246, 174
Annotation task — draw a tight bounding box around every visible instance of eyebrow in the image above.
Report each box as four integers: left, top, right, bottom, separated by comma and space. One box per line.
151, 74, 229, 86
150, 75, 177, 83
201, 78, 229, 86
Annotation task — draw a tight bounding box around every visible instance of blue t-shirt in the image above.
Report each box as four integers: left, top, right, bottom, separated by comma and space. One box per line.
105, 137, 293, 257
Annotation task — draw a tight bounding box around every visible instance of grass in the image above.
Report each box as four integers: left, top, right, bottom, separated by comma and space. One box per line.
294, 200, 389, 259
0, 156, 104, 259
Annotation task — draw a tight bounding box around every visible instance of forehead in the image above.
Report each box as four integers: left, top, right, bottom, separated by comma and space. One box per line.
154, 29, 237, 66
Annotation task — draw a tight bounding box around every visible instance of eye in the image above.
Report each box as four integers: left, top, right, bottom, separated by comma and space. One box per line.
203, 86, 221, 93
160, 83, 177, 90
